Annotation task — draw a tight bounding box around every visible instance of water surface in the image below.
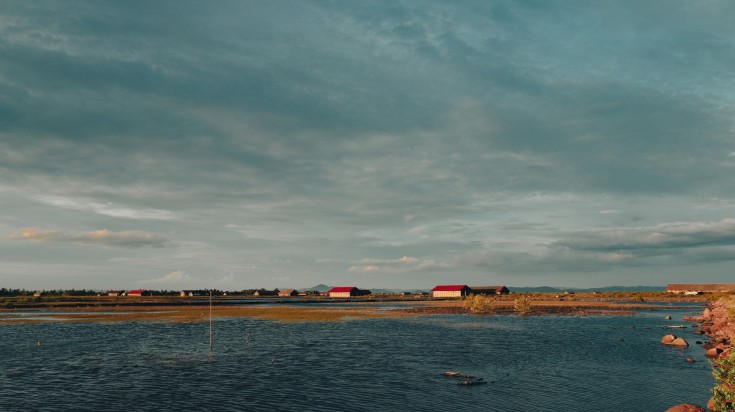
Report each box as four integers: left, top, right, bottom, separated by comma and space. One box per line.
1, 308, 713, 411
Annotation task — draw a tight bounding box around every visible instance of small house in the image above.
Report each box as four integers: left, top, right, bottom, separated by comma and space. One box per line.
431, 285, 471, 298
127, 289, 147, 296
108, 290, 125, 297
278, 289, 299, 297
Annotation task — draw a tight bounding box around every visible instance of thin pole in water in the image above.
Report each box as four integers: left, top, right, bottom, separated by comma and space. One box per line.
209, 290, 213, 353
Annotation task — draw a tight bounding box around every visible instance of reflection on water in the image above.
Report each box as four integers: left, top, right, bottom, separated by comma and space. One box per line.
0, 310, 714, 411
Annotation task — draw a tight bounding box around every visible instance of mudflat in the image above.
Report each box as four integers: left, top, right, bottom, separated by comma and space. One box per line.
0, 292, 709, 324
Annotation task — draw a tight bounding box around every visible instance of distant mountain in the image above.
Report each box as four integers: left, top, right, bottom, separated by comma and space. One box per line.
308, 284, 332, 292
306, 285, 429, 294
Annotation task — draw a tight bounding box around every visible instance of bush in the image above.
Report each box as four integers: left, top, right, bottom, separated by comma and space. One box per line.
463, 294, 496, 314
513, 295, 532, 316
711, 350, 735, 411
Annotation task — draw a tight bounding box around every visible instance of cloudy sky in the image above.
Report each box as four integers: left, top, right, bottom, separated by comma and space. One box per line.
1, 1, 734, 291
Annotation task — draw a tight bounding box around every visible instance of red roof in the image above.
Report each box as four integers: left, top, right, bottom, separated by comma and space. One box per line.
128, 289, 146, 294
328, 286, 358, 293
431, 285, 469, 292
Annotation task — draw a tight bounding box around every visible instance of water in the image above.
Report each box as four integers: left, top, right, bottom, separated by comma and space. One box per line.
0, 309, 714, 411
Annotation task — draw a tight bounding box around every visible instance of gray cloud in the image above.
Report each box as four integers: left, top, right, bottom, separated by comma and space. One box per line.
2, 1, 735, 289
553, 219, 735, 253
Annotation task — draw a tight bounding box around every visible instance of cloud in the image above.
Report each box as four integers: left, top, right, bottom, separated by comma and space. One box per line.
552, 219, 735, 252
143, 271, 194, 284
347, 256, 447, 274
142, 271, 236, 289
35, 196, 175, 220
5, 227, 167, 248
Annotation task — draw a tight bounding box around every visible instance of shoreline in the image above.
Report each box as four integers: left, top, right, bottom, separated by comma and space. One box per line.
0, 295, 707, 324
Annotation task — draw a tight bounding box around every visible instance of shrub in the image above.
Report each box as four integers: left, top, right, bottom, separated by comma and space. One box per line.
463, 294, 496, 314
711, 350, 735, 411
513, 295, 532, 316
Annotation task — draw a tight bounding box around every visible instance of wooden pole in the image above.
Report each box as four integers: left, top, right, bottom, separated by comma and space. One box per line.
209, 290, 213, 353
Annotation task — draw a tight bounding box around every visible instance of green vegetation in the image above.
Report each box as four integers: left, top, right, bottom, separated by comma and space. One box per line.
710, 350, 735, 411
513, 295, 532, 316
707, 294, 735, 411
463, 294, 496, 314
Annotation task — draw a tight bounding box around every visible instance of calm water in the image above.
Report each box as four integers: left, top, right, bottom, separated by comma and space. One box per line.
1, 308, 714, 411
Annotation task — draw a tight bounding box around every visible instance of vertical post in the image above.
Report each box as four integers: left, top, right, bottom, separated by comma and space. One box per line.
209, 290, 213, 353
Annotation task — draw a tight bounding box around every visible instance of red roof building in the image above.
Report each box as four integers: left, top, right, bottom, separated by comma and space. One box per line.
328, 286, 370, 298
127, 289, 147, 296
469, 286, 510, 295
431, 285, 471, 298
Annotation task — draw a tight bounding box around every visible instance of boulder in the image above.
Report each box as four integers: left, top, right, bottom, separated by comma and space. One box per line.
686, 358, 696, 363
666, 403, 706, 412
661, 334, 677, 345
705, 348, 723, 358
671, 338, 689, 347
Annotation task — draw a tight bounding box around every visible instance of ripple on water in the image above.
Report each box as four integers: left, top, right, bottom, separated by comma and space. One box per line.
0, 312, 715, 411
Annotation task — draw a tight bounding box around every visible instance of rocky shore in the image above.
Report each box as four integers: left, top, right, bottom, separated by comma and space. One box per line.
668, 295, 735, 412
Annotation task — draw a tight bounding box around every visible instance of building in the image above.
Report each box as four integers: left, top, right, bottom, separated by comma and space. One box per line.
107, 290, 125, 297
254, 289, 279, 296
127, 289, 147, 296
666, 284, 735, 294
328, 286, 370, 298
431, 285, 471, 298
278, 289, 299, 297
469, 286, 510, 295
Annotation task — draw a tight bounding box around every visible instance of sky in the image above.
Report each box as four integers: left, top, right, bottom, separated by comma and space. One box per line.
1, 1, 734, 291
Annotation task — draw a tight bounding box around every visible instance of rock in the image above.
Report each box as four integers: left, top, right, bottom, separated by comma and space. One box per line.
661, 334, 677, 345
666, 403, 706, 412
665, 315, 672, 320
707, 397, 715, 411
705, 348, 723, 358
671, 338, 689, 347
687, 358, 696, 363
